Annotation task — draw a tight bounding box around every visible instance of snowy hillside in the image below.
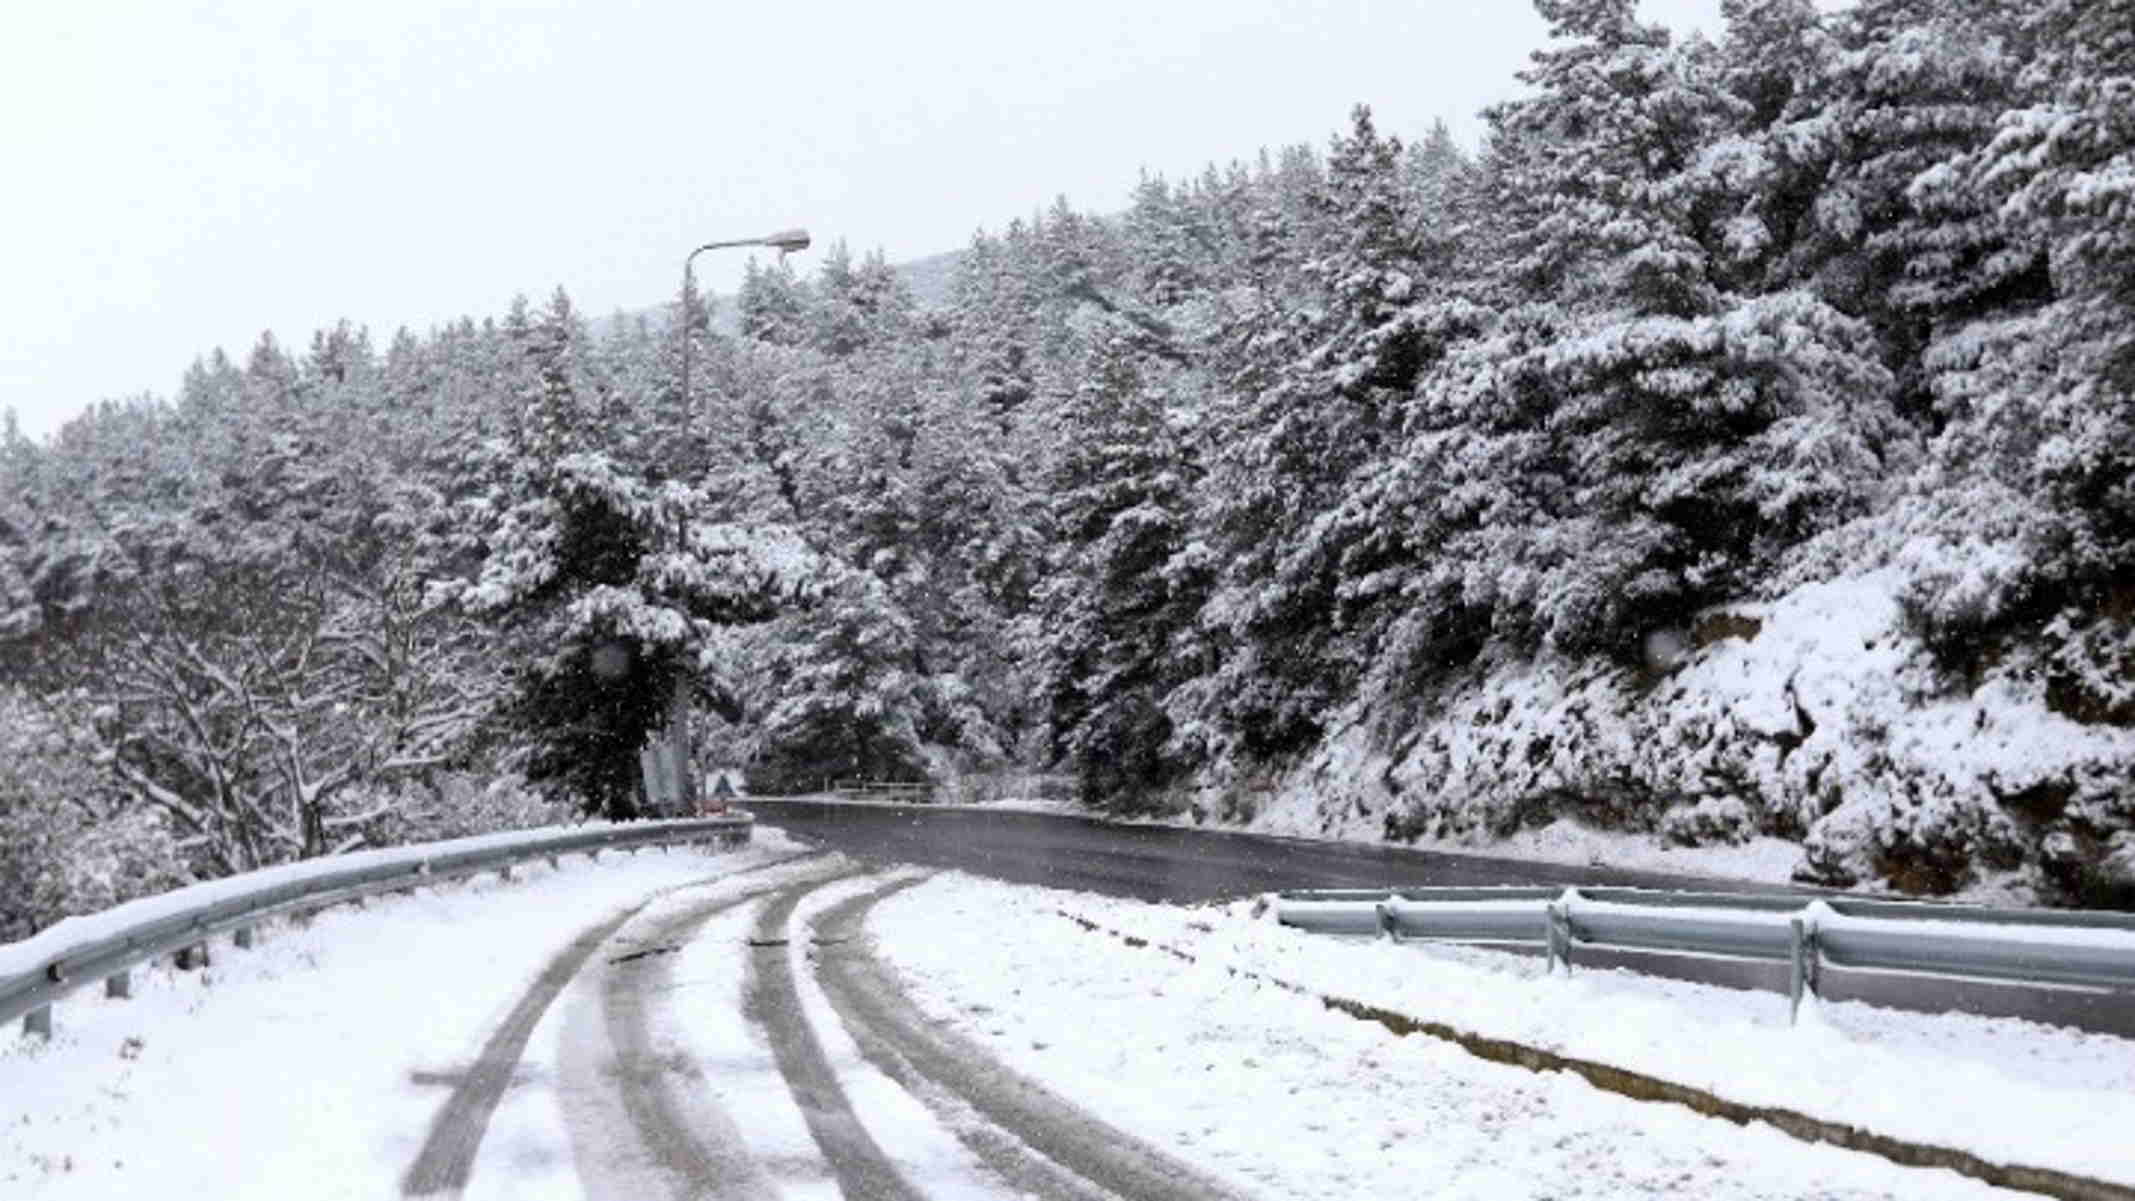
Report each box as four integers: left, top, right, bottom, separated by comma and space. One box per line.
1229, 563, 2135, 905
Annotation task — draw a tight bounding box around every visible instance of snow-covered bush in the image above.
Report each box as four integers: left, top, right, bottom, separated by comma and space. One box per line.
1659, 796, 1756, 848
2043, 608, 2135, 729
368, 773, 573, 845
0, 690, 191, 941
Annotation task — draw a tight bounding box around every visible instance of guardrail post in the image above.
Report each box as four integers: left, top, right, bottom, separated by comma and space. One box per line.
1546, 896, 1574, 976
1377, 898, 1402, 943
1789, 914, 1821, 1023
548, 854, 560, 870
176, 943, 210, 971
499, 864, 515, 882
234, 925, 255, 950
106, 970, 132, 999
23, 1005, 50, 1038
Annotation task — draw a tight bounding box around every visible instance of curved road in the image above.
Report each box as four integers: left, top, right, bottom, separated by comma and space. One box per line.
743, 798, 2135, 1038
405, 856, 1251, 1199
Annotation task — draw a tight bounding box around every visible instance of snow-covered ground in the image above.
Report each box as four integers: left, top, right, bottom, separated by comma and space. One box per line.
954, 796, 1084, 817
1353, 815, 2052, 907
0, 816, 759, 984
8, 826, 2129, 1199
1408, 817, 1812, 884
870, 873, 2135, 1199
0, 830, 812, 1199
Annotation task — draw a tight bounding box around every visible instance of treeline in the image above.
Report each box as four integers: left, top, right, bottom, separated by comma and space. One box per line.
5, 0, 2131, 932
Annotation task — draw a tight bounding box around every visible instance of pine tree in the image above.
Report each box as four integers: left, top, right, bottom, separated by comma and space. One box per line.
736, 258, 813, 348
1409, 0, 1905, 659
1124, 173, 1203, 308
1888, 0, 2135, 675
810, 241, 918, 358
1031, 324, 1204, 807
1772, 0, 2043, 426
451, 289, 826, 817
752, 571, 929, 790
1190, 106, 1450, 754
947, 224, 1042, 422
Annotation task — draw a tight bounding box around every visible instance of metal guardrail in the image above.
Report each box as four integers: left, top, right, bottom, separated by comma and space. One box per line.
1277, 887, 2135, 1022
833, 779, 934, 801
3, 814, 754, 1038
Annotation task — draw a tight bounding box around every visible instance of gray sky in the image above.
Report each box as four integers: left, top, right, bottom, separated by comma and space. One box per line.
3, 0, 1736, 442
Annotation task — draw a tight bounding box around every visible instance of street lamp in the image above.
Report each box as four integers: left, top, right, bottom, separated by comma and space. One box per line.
646, 228, 812, 818
679, 228, 811, 420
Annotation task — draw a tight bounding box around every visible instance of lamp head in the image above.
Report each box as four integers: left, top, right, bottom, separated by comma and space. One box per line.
763, 228, 811, 256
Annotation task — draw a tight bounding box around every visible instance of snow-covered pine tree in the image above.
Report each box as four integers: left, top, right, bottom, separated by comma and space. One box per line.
1123, 172, 1205, 310
451, 289, 825, 818
949, 218, 1053, 425
1772, 0, 2043, 427
810, 240, 868, 358
1885, 0, 2135, 707
736, 257, 814, 348
1190, 105, 1445, 756
750, 569, 930, 791
1416, 0, 1902, 660
1029, 322, 1205, 809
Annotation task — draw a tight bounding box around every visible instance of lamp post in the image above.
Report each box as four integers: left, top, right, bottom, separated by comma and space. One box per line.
645, 228, 811, 818
679, 229, 811, 422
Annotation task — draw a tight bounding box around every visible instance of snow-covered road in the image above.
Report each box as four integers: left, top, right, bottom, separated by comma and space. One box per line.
4, 826, 2129, 1199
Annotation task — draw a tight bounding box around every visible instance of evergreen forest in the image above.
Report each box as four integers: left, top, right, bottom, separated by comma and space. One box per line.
5, 0, 2132, 937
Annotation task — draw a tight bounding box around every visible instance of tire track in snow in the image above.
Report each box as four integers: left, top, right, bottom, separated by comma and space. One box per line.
744, 870, 930, 1201
809, 878, 1262, 1201
399, 851, 824, 1198
581, 885, 813, 1198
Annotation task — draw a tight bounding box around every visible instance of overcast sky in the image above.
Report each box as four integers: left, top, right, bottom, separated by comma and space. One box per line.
3, 1, 1740, 442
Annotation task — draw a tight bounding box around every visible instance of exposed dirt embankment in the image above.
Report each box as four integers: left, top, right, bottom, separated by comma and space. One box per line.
1229, 570, 2135, 905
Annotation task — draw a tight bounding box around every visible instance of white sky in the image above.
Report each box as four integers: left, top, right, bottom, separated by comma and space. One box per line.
2, 1, 1736, 442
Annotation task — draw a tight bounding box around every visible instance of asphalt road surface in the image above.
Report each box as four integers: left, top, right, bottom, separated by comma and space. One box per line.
743, 798, 2135, 1038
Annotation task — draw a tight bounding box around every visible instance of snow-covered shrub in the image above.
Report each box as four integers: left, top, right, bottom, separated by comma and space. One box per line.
2042, 606, 2135, 728
1659, 796, 1755, 847
1893, 523, 2041, 669
365, 773, 571, 846
0, 690, 191, 941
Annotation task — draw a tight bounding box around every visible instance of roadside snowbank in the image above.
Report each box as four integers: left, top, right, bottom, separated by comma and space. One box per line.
0, 832, 808, 1200
871, 874, 2135, 1194
0, 816, 755, 984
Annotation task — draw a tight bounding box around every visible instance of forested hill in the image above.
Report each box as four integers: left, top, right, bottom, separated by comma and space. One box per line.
591, 246, 969, 340
3, 0, 2131, 937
